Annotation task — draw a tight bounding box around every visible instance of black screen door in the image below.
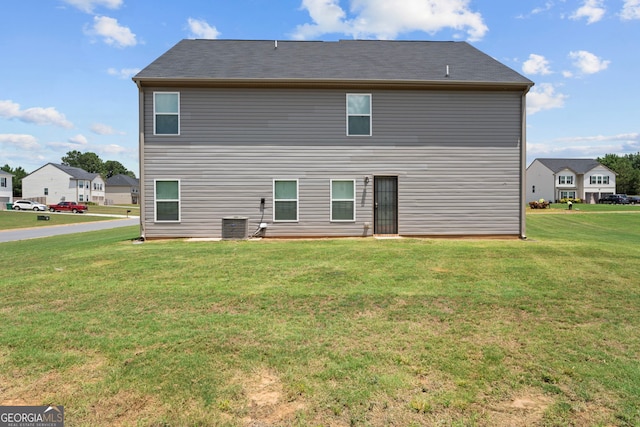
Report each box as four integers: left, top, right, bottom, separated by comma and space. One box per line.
374, 176, 398, 234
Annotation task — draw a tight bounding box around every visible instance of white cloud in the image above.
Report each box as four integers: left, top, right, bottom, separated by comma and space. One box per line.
187, 18, 221, 39
531, 1, 555, 15
62, 0, 123, 13
522, 54, 552, 75
570, 0, 606, 24
527, 83, 568, 114
293, 0, 488, 41
98, 144, 127, 155
107, 67, 141, 79
517, 1, 555, 19
621, 0, 640, 20
528, 133, 640, 159
569, 50, 610, 74
91, 123, 122, 135
555, 133, 640, 144
86, 16, 137, 48
0, 134, 41, 151
68, 134, 89, 145
0, 100, 73, 128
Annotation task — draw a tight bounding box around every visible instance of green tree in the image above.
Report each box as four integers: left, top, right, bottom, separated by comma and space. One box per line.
61, 150, 103, 174
1, 164, 28, 197
103, 160, 135, 179
597, 153, 640, 195
61, 151, 136, 178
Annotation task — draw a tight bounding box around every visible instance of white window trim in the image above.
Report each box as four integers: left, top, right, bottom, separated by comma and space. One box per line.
346, 93, 372, 137
273, 179, 299, 223
590, 175, 609, 185
154, 179, 181, 223
0, 177, 6, 188
153, 92, 180, 136
558, 175, 574, 185
330, 179, 356, 222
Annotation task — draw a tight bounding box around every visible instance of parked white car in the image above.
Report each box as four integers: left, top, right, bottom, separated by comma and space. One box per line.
12, 200, 48, 211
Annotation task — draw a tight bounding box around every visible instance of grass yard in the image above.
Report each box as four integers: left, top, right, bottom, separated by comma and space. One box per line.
0, 212, 639, 426
0, 210, 116, 230
0, 204, 138, 230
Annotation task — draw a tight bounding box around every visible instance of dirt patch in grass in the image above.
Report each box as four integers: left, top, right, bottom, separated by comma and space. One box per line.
241, 370, 306, 426
0, 352, 106, 406
481, 390, 553, 426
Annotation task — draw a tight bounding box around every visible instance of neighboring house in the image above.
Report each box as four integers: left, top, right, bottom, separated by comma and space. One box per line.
22, 163, 106, 205
526, 158, 616, 203
0, 170, 13, 205
106, 174, 140, 204
133, 39, 534, 239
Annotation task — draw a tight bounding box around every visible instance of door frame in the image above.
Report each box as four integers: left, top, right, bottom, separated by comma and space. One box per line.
373, 176, 398, 235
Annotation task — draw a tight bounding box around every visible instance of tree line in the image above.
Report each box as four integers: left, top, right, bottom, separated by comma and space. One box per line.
2, 151, 136, 197
597, 152, 640, 195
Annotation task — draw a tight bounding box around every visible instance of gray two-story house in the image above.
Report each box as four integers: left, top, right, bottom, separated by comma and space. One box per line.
133, 39, 533, 240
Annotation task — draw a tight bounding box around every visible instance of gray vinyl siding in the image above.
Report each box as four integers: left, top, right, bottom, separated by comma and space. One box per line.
142, 87, 523, 238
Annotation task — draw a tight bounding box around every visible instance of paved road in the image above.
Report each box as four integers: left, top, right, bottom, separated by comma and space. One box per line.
0, 217, 139, 243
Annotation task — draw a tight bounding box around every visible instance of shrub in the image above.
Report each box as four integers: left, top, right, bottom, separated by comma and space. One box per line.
559, 198, 582, 204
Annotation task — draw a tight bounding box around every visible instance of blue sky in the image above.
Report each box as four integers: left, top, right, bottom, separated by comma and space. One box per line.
1, 0, 639, 175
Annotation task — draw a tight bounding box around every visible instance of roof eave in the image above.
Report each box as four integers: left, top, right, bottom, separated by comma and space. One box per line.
132, 77, 533, 91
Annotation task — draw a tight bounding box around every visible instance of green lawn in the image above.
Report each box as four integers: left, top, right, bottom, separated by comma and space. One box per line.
0, 213, 639, 426
0, 210, 115, 230
532, 202, 640, 213
0, 204, 138, 230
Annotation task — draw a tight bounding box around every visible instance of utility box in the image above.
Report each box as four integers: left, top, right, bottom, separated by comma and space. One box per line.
221, 217, 248, 240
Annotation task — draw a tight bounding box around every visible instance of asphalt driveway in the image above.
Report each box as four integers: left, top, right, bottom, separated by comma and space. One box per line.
0, 217, 139, 243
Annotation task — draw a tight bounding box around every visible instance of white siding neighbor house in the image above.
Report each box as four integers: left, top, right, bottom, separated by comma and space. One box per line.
526, 159, 616, 203
22, 163, 106, 205
0, 170, 13, 206
133, 39, 534, 240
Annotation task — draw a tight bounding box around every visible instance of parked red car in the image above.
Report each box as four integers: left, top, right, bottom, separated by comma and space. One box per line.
48, 201, 88, 213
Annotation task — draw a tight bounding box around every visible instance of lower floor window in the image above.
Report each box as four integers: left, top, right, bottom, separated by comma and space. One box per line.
274, 179, 298, 222
331, 179, 355, 221
560, 191, 576, 199
155, 179, 180, 222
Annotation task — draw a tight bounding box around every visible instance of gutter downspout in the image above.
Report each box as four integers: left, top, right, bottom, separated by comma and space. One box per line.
520, 86, 532, 240
135, 80, 146, 240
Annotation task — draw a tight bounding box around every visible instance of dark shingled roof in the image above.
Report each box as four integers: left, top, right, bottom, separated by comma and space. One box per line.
106, 174, 139, 186
51, 163, 99, 180
134, 39, 533, 86
535, 158, 605, 174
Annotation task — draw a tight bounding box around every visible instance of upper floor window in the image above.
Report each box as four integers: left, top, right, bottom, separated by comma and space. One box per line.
558, 175, 573, 185
154, 92, 180, 135
273, 179, 298, 222
347, 94, 371, 136
331, 180, 356, 221
0, 177, 6, 188
590, 175, 609, 185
